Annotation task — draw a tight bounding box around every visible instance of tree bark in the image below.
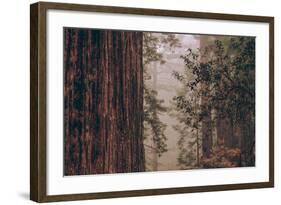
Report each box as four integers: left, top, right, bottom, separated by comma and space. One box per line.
216, 117, 233, 146
64, 28, 145, 175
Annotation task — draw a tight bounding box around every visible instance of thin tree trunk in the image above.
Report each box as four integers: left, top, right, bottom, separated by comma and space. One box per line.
151, 61, 158, 171
64, 28, 145, 175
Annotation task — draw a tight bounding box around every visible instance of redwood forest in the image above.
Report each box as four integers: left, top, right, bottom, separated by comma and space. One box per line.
63, 28, 255, 175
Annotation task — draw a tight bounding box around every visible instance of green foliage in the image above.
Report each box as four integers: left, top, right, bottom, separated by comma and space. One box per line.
172, 36, 255, 168
143, 33, 164, 65
144, 87, 168, 155
171, 89, 202, 168
143, 32, 181, 157
176, 37, 255, 121
143, 33, 181, 65
173, 124, 200, 169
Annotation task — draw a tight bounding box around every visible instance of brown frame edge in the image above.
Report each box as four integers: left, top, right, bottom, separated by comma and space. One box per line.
30, 1, 274, 203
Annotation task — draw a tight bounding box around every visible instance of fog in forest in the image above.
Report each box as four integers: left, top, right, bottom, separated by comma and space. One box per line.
143, 32, 255, 171
144, 33, 198, 171
63, 28, 255, 175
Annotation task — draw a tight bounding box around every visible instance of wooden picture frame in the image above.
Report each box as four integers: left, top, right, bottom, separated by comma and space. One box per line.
30, 1, 274, 202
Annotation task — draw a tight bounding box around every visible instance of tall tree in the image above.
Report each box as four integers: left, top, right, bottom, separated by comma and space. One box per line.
64, 28, 145, 175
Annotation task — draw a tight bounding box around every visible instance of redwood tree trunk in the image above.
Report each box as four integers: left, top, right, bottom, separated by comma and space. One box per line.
216, 117, 232, 146
64, 28, 145, 175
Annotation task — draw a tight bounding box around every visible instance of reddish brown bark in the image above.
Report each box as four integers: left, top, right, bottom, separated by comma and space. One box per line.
64, 28, 145, 175
216, 117, 232, 147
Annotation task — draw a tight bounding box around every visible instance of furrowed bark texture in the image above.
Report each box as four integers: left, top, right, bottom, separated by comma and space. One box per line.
63, 28, 145, 175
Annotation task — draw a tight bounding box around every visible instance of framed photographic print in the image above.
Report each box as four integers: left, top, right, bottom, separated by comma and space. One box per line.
30, 1, 274, 202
